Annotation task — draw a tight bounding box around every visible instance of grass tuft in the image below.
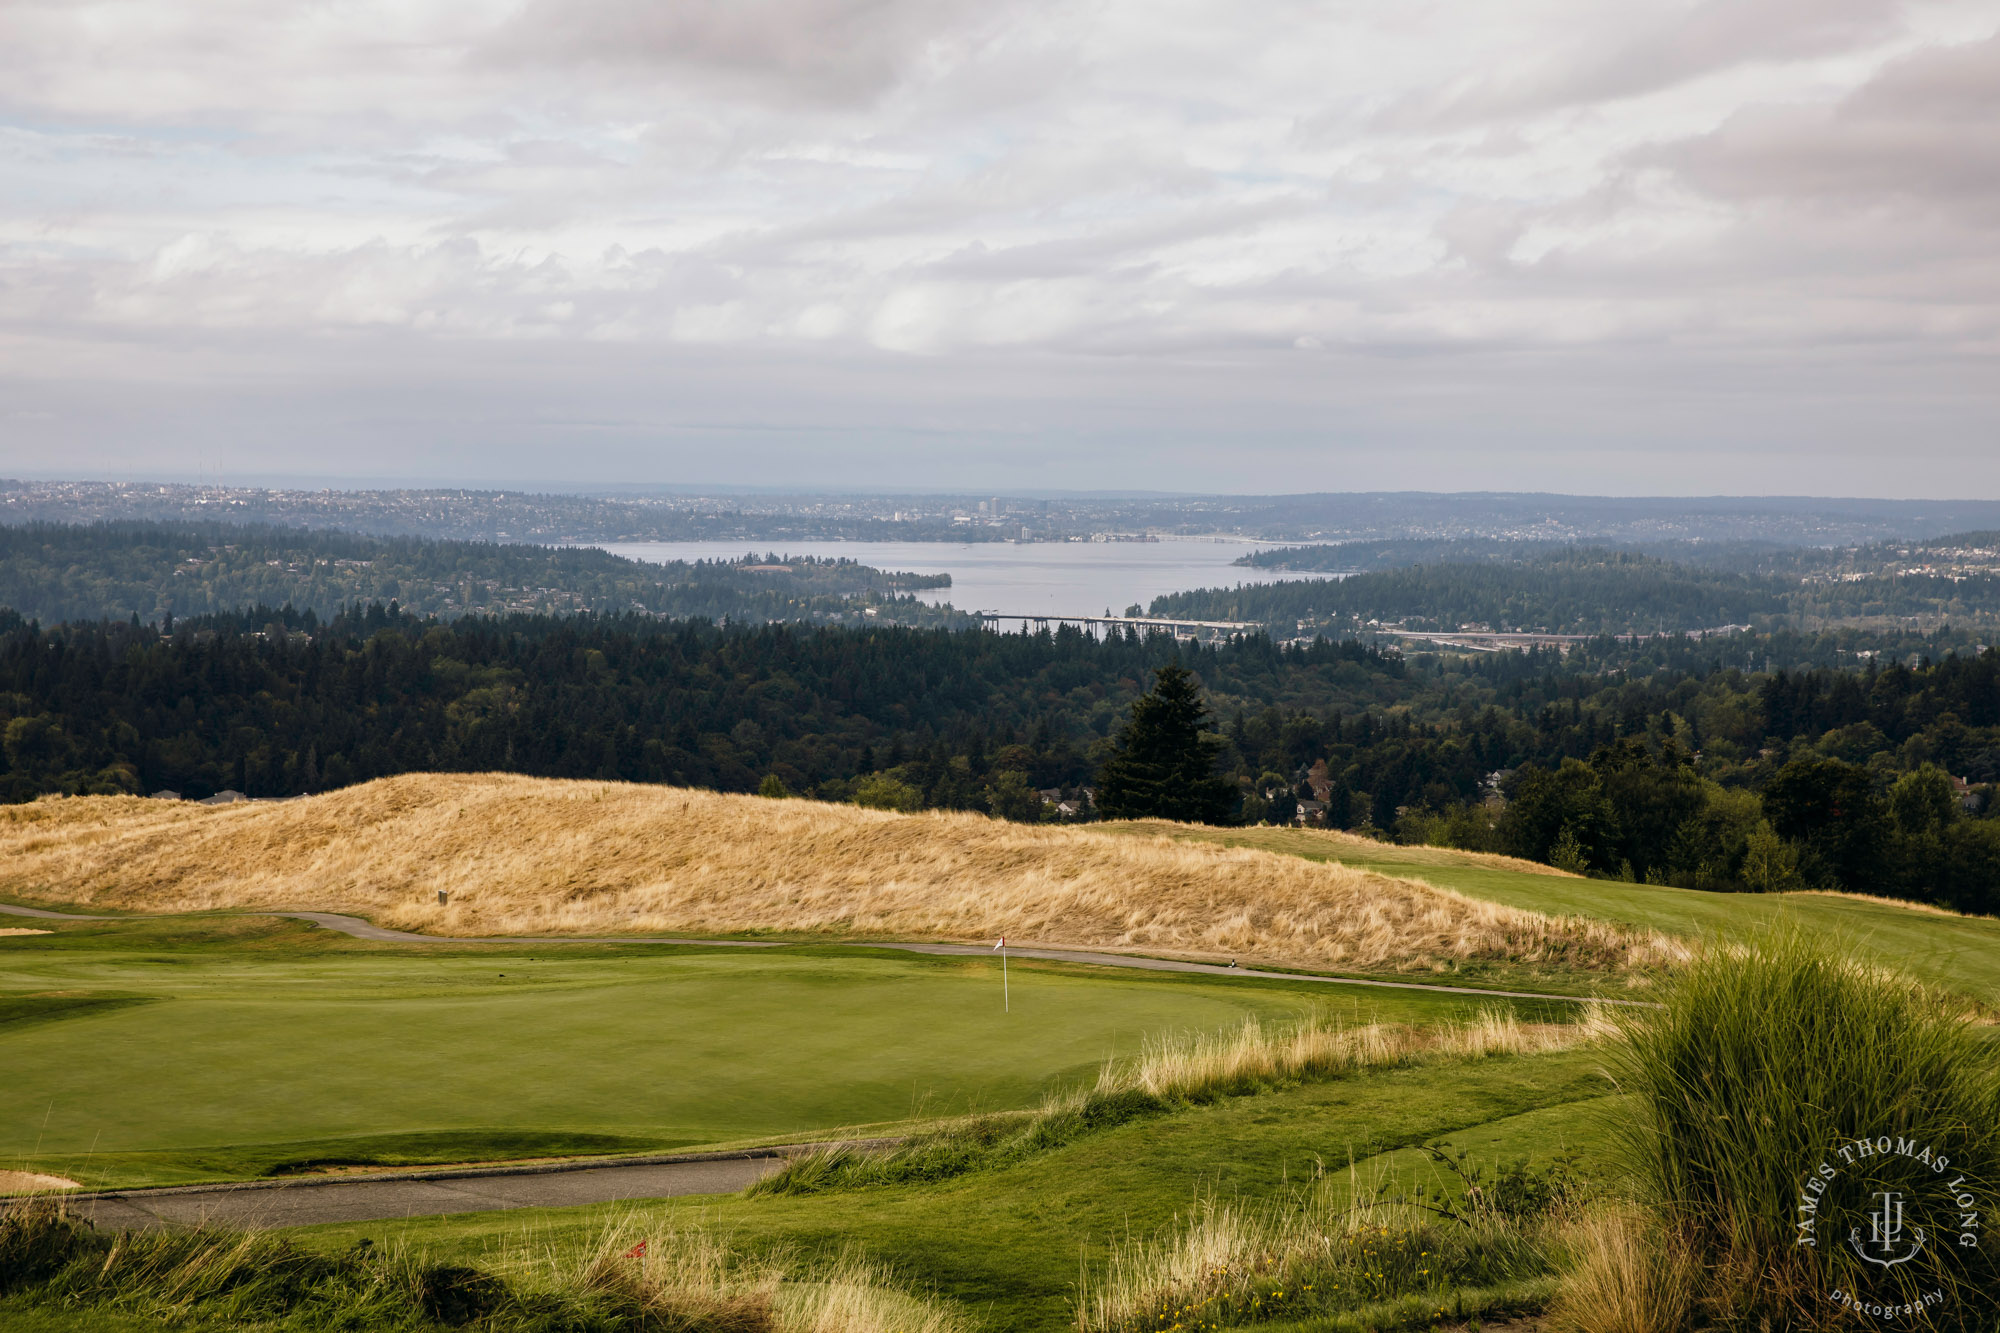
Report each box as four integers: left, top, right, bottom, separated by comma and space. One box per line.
1079, 1187, 1565, 1333
1544, 1207, 1696, 1333
1612, 932, 2000, 1328
0, 1200, 966, 1332
774, 1251, 975, 1333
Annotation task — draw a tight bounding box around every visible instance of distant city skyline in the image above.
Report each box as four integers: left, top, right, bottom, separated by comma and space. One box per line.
3, 0, 1997, 495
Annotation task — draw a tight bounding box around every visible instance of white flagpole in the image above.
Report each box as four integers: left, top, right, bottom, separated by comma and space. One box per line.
1003, 945, 1009, 1013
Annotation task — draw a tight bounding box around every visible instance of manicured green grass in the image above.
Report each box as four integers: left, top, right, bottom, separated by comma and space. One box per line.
0, 917, 1536, 1188
0, 1304, 182, 1333
1123, 823, 2000, 1001
285, 1048, 1618, 1333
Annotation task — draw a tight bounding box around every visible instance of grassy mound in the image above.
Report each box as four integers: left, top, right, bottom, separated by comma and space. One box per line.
1132, 821, 2000, 1003
0, 774, 1670, 976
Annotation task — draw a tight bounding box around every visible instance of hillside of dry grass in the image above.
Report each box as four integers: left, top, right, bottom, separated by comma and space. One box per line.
0, 774, 1676, 975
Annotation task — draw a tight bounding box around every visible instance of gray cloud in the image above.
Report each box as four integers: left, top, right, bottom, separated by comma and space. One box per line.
0, 0, 1997, 492
1664, 34, 2000, 209
485, 0, 1002, 105
1379, 0, 1908, 129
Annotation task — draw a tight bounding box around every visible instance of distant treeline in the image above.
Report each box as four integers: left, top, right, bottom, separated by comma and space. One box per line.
3, 605, 1997, 913
1238, 531, 2000, 578
1167, 547, 2000, 635
0, 483, 1025, 545
0, 605, 1401, 816
1164, 550, 1788, 634
0, 521, 955, 626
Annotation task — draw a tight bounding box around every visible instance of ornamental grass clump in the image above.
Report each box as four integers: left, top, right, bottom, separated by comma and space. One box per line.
1611, 933, 2000, 1330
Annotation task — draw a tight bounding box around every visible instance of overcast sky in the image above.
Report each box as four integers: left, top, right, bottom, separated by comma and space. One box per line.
2, 0, 1996, 494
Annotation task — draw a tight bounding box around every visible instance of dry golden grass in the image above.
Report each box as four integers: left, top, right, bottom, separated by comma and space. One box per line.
500, 1213, 971, 1333
1102, 1005, 1610, 1103
0, 773, 1674, 975
1108, 820, 1582, 877
1790, 887, 1987, 918
1545, 1208, 1697, 1333
559, 1216, 777, 1332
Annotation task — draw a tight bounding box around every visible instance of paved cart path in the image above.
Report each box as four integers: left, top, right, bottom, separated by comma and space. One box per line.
0, 901, 1642, 1005
37, 1152, 789, 1231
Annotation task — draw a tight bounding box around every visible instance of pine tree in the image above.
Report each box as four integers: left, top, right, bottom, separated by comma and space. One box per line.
1095, 662, 1238, 824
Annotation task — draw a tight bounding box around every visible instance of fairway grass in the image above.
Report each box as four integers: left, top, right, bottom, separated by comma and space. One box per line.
0, 775, 1668, 978
0, 917, 1553, 1189
1118, 821, 2000, 1002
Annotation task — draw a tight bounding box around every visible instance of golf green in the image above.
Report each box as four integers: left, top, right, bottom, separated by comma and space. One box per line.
0, 921, 1521, 1185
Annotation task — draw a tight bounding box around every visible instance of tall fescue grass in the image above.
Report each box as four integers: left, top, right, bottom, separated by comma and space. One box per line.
0, 774, 1675, 975
1543, 1208, 1696, 1333
0, 1201, 968, 1333
1117, 820, 1581, 879
1605, 933, 2000, 1330
1, 1204, 509, 1329
1079, 1185, 1568, 1332
1110, 1004, 1614, 1103
756, 1006, 1603, 1197
773, 1252, 973, 1333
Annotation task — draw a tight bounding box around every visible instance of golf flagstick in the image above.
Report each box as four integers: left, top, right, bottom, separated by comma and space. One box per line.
994, 936, 1007, 1012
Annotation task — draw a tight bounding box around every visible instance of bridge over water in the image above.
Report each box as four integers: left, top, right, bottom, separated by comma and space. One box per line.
974, 612, 1262, 635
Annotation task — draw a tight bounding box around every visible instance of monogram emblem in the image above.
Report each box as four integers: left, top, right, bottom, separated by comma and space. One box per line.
1849, 1190, 1925, 1267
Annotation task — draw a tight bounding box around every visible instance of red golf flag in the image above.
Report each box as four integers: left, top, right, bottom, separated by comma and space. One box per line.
624, 1241, 647, 1258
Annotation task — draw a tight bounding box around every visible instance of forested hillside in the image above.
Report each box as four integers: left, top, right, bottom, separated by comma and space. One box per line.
1161, 550, 1789, 634
0, 522, 954, 625
3, 606, 1995, 912
1166, 547, 2000, 635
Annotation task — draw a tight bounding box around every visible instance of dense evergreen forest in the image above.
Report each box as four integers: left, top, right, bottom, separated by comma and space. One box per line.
3, 606, 1996, 913
0, 522, 955, 626
1161, 547, 2000, 635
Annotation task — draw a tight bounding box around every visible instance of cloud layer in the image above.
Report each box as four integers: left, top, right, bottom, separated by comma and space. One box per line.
0, 0, 1995, 491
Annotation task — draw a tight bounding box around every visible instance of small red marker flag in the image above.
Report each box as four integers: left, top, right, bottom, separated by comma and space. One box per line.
624, 1241, 648, 1258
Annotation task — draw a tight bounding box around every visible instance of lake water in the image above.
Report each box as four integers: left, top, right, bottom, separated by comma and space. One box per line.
599, 539, 1329, 621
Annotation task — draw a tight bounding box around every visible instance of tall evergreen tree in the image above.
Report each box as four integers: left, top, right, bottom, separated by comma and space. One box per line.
1095, 662, 1238, 824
